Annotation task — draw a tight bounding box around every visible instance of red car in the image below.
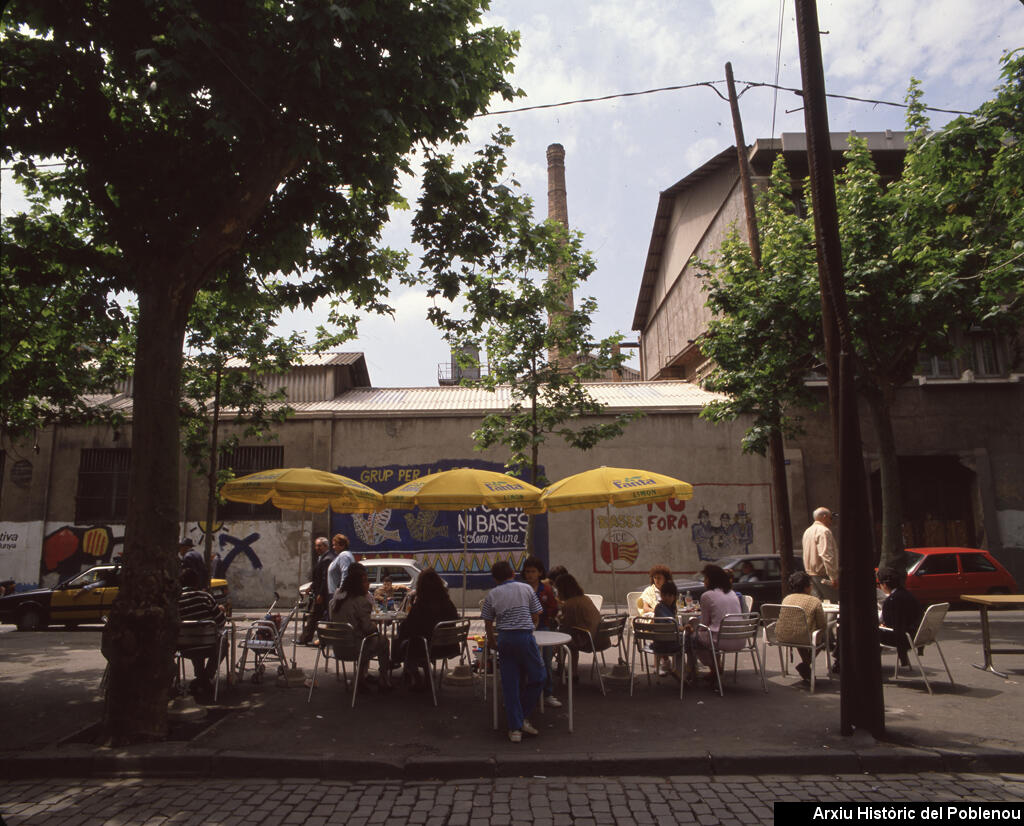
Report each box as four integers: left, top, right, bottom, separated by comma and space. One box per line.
903, 547, 1018, 606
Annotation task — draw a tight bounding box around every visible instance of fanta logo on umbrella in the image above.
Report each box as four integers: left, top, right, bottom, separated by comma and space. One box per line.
612, 476, 656, 489
484, 480, 525, 492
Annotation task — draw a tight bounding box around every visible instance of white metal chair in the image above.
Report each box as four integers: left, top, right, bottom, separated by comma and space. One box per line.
763, 603, 833, 693
570, 613, 628, 695
418, 618, 471, 707
881, 602, 954, 695
307, 621, 384, 707
699, 612, 766, 696
629, 616, 684, 699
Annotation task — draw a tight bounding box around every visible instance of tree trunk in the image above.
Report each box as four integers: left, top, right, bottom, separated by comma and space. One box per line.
865, 385, 905, 572
768, 425, 796, 596
101, 275, 192, 744
203, 364, 223, 587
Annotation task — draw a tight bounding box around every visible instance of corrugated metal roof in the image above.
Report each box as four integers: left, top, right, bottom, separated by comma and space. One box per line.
287, 381, 724, 417
223, 352, 363, 369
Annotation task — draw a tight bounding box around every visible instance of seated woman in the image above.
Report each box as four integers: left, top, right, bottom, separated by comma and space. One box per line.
329, 562, 392, 691
877, 567, 923, 668
555, 572, 601, 682
639, 564, 672, 616
395, 568, 459, 691
684, 564, 743, 684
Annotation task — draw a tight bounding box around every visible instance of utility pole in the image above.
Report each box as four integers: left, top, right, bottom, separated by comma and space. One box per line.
793, 0, 883, 737
724, 62, 796, 591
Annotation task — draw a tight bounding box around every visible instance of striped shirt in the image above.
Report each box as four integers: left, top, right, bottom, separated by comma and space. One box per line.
480, 580, 541, 631
178, 589, 225, 630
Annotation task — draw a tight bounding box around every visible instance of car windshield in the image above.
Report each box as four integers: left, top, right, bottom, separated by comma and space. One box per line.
904, 551, 925, 572
716, 557, 748, 572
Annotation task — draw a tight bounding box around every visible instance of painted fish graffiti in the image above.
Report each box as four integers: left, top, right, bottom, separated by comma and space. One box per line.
404, 511, 449, 542
352, 510, 402, 546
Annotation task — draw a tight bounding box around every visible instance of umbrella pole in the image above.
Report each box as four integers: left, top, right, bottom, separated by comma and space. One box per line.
461, 508, 468, 617
606, 503, 618, 612
292, 504, 306, 670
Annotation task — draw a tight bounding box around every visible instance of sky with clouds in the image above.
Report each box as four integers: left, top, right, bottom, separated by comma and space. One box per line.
318, 0, 1023, 387
5, 1, 1022, 387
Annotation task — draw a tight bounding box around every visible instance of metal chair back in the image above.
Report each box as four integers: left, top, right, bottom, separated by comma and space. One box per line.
629, 617, 684, 700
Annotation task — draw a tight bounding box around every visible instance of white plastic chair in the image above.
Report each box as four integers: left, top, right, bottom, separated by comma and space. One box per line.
881, 602, 954, 695
624, 590, 643, 651
585, 593, 604, 612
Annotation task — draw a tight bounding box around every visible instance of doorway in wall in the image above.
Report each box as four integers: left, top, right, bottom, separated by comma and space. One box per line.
871, 456, 976, 549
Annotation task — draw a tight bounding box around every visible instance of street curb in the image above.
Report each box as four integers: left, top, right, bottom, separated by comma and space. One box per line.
4, 748, 1024, 782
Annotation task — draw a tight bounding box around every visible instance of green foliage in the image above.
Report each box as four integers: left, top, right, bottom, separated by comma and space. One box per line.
413, 134, 639, 486
178, 284, 305, 487
697, 155, 821, 455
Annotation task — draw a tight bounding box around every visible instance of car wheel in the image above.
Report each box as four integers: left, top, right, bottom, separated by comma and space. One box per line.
16, 607, 45, 632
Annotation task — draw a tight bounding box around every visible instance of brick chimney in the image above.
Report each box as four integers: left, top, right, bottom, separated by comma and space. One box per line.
546, 143, 574, 366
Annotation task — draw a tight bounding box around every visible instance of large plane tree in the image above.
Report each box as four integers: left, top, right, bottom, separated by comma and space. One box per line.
2, 0, 519, 743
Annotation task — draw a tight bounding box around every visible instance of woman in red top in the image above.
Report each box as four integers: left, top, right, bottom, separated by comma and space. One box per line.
521, 555, 562, 707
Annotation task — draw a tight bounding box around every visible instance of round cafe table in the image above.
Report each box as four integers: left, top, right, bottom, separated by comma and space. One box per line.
488, 630, 574, 733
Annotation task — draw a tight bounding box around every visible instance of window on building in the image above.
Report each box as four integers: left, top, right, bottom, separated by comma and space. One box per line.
968, 331, 1003, 377
219, 445, 284, 520
76, 448, 132, 523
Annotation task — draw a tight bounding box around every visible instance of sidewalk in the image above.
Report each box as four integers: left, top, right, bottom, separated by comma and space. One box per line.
2, 610, 1022, 781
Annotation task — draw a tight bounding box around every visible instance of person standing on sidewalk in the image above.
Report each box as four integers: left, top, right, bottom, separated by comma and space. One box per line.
299, 536, 334, 645
326, 533, 355, 595
481, 560, 545, 743
802, 507, 839, 602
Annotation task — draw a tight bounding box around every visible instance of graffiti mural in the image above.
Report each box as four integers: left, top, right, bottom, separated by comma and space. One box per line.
590, 483, 775, 577
332, 459, 549, 589
41, 524, 123, 579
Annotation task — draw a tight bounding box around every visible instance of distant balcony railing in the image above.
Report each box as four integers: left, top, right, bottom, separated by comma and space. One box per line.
437, 363, 488, 385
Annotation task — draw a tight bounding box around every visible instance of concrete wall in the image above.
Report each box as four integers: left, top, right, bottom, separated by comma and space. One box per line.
640, 167, 744, 379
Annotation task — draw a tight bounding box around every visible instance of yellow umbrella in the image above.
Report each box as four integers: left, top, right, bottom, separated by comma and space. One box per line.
221, 467, 383, 668
383, 467, 543, 613
220, 467, 382, 513
538, 466, 694, 608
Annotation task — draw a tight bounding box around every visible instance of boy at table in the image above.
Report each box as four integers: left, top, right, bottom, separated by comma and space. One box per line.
481, 560, 545, 743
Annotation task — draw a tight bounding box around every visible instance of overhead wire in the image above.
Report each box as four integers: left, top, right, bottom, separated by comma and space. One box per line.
2, 77, 978, 172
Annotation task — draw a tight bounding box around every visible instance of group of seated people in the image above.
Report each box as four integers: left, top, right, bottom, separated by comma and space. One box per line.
635, 562, 751, 685
327, 562, 460, 693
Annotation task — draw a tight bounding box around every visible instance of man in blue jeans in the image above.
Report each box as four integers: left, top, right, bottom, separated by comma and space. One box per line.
481, 560, 545, 743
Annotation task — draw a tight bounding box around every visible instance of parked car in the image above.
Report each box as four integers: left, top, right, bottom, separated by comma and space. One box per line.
672, 554, 804, 611
0, 563, 230, 631
300, 557, 438, 599
902, 547, 1017, 606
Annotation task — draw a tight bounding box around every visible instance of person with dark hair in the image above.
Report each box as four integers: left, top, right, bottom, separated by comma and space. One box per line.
684, 564, 743, 684
395, 568, 459, 691
521, 555, 562, 708
329, 562, 392, 690
652, 580, 681, 675
481, 560, 544, 743
178, 538, 207, 584
555, 572, 601, 682
178, 567, 226, 701
300, 536, 334, 645
776, 570, 827, 683
546, 565, 568, 590
878, 567, 922, 668
639, 564, 672, 615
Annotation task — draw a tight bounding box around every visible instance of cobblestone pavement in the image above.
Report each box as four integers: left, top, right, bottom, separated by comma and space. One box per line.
3, 773, 1023, 826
